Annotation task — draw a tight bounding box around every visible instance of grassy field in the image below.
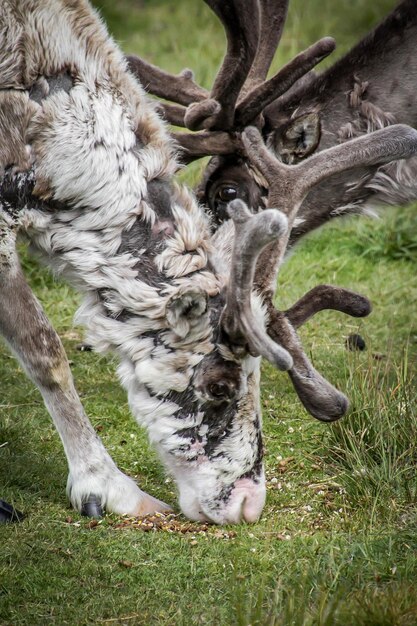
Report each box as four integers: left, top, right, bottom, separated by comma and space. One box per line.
1, 1, 417, 624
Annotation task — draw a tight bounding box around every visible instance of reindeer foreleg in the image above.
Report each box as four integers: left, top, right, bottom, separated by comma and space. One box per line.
0, 222, 170, 519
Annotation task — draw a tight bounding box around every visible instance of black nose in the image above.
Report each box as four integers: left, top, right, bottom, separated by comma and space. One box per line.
208, 381, 236, 401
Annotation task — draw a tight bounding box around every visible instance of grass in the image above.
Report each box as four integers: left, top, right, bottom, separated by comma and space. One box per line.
353, 206, 417, 263
1, 0, 417, 624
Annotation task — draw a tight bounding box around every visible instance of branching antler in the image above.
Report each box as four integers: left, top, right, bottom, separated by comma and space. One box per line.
127, 0, 335, 159
246, 125, 417, 291
221, 124, 417, 421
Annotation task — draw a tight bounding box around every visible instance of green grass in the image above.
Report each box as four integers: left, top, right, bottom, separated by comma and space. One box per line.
1, 1, 417, 624
353, 206, 417, 263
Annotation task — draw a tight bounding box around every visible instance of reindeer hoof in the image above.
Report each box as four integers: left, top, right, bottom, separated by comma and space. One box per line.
81, 495, 104, 518
0, 499, 24, 523
76, 343, 93, 352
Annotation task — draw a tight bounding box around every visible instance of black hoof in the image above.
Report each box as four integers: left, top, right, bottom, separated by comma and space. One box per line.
0, 499, 25, 523
81, 496, 104, 518
77, 343, 93, 352
345, 333, 366, 352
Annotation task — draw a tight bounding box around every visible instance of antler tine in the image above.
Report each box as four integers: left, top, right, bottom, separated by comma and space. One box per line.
293, 125, 417, 206
221, 199, 293, 371
266, 305, 350, 421
263, 70, 318, 126
236, 37, 336, 128
126, 56, 208, 106
171, 131, 242, 164
240, 0, 290, 96
184, 0, 260, 131
285, 285, 371, 329
155, 102, 187, 127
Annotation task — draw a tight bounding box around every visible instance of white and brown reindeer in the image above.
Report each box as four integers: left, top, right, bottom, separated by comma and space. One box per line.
129, 0, 417, 245
1, 0, 417, 524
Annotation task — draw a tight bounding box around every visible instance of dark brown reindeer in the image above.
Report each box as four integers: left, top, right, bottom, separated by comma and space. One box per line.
127, 0, 417, 244
2, 0, 417, 524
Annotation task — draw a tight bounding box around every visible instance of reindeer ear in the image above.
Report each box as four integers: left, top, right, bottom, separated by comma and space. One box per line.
165, 286, 208, 338
271, 112, 321, 165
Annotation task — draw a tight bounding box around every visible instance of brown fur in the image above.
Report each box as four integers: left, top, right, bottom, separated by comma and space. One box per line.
0, 92, 36, 172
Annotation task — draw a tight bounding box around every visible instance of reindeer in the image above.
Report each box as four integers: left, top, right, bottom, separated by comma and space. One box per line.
1, 0, 417, 524
127, 0, 417, 244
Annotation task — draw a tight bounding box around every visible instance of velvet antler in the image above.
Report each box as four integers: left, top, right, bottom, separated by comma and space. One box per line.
126, 58, 208, 106
184, 0, 260, 131
126, 0, 335, 160
221, 124, 417, 421
235, 37, 335, 127
221, 199, 292, 370
239, 0, 290, 96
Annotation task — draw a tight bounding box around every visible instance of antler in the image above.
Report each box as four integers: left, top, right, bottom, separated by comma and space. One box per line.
126, 0, 335, 160
221, 200, 292, 370
185, 0, 260, 131
221, 124, 417, 421
234, 37, 335, 128
125, 58, 208, 106
129, 0, 260, 133
239, 0, 289, 96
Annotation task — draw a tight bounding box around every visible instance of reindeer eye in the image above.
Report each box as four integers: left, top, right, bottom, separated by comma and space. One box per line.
217, 185, 238, 202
